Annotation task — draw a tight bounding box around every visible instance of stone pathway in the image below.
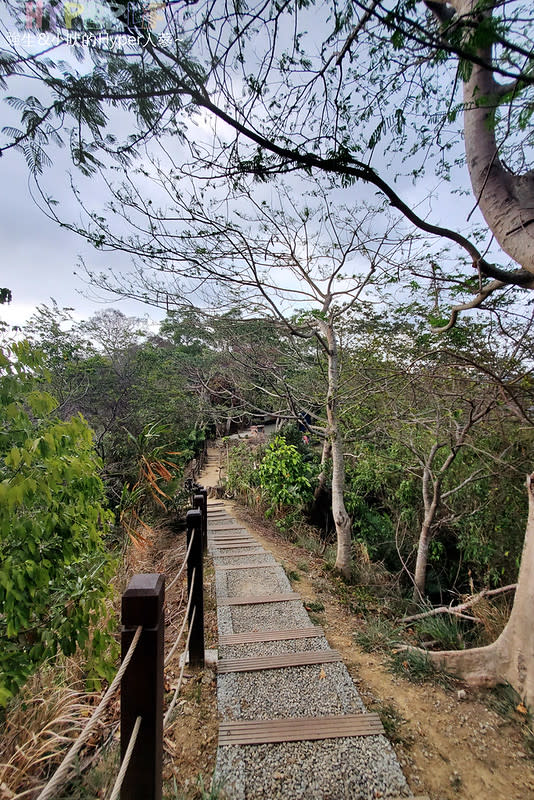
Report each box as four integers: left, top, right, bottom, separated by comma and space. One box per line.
207, 501, 426, 800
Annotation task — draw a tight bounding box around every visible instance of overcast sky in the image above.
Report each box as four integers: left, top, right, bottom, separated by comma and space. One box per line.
0, 2, 501, 334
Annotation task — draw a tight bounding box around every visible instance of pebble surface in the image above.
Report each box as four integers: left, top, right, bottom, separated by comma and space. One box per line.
207, 506, 413, 799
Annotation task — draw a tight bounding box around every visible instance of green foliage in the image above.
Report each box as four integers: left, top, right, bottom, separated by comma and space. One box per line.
304, 600, 325, 613
225, 440, 263, 500
258, 435, 316, 512
282, 565, 300, 582
0, 341, 115, 703
354, 618, 403, 653
414, 613, 467, 650
388, 649, 436, 683
344, 449, 402, 564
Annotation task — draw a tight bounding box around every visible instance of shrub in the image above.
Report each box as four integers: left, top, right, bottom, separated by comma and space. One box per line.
259, 435, 315, 513
225, 440, 264, 501
0, 341, 115, 703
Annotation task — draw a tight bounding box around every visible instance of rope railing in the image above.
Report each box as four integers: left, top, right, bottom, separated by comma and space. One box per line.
35, 488, 207, 800
165, 567, 196, 667
107, 715, 142, 800
164, 605, 197, 728
36, 625, 143, 800
167, 528, 195, 593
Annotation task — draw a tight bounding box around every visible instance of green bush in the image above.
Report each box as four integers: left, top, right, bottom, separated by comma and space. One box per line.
259, 435, 315, 512
0, 341, 115, 704
225, 440, 264, 501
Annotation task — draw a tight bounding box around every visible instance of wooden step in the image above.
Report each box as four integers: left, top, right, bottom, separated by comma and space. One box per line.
212, 542, 257, 548
215, 563, 276, 571
211, 544, 263, 551
221, 592, 300, 605
219, 626, 323, 645
217, 648, 341, 673
219, 712, 383, 745
209, 525, 247, 531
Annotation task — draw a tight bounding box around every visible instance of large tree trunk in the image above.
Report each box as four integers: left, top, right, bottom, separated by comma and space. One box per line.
428, 473, 534, 707
458, 0, 534, 273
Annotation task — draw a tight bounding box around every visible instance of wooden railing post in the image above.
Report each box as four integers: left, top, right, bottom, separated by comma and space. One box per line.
121, 574, 165, 800
193, 490, 208, 554
186, 509, 205, 668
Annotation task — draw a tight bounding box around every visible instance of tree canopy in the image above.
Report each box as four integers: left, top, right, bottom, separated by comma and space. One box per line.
2, 0, 534, 325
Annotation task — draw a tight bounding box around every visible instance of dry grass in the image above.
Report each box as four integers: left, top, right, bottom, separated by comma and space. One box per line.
0, 662, 104, 800
0, 519, 195, 800
471, 594, 514, 645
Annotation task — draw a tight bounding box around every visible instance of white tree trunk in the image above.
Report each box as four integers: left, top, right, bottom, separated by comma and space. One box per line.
320, 321, 353, 579
413, 514, 434, 602
458, 0, 534, 272
413, 448, 441, 602
428, 473, 534, 707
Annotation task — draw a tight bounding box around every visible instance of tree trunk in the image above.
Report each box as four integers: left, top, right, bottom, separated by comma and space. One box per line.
412, 452, 441, 602
459, 0, 534, 273
427, 473, 534, 708
321, 321, 353, 580
413, 515, 433, 603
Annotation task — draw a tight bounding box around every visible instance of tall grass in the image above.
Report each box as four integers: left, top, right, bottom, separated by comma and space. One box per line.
0, 662, 105, 799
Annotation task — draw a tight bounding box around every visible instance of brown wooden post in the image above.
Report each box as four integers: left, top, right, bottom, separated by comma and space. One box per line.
121, 574, 165, 800
200, 488, 208, 551
193, 490, 208, 553
186, 509, 205, 668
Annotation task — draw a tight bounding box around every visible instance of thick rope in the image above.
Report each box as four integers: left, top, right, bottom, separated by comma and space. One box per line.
36, 625, 143, 800
167, 529, 195, 593
164, 568, 196, 667
107, 715, 142, 800
163, 606, 196, 728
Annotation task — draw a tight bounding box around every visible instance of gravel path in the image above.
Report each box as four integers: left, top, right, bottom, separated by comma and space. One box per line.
207, 503, 415, 800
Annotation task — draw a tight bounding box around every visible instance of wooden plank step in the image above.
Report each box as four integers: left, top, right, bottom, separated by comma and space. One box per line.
210, 537, 253, 542
221, 592, 300, 606
215, 563, 276, 571
209, 525, 247, 531
219, 626, 323, 645
210, 528, 248, 534
210, 539, 258, 545
211, 544, 262, 551
219, 713, 383, 745
211, 539, 258, 547
217, 648, 341, 673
